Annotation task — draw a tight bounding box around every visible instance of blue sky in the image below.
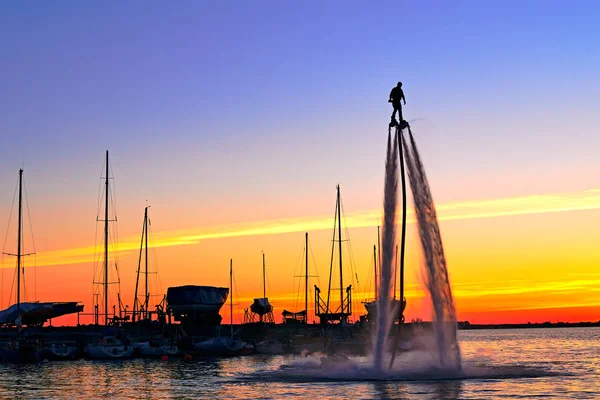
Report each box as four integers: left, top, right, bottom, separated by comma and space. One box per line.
0, 1, 598, 213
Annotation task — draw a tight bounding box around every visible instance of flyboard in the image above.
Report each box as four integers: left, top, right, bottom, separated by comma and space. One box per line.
389, 117, 410, 130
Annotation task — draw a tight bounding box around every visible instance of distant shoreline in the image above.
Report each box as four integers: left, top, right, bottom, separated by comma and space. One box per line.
457, 321, 600, 330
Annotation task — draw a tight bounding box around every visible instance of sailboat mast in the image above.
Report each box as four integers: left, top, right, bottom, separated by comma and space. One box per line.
377, 225, 381, 295
17, 169, 23, 315
373, 245, 377, 299
104, 150, 109, 326
337, 185, 343, 315
144, 206, 149, 319
133, 208, 146, 323
230, 258, 233, 339
305, 232, 308, 324
262, 252, 266, 299
394, 244, 398, 299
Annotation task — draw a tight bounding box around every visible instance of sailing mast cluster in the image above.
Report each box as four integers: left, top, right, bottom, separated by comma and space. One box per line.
93, 151, 163, 326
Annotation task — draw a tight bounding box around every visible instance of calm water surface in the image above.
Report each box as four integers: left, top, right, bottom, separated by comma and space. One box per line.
0, 327, 598, 399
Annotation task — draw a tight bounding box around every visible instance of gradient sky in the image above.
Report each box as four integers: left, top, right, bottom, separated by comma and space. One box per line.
0, 1, 599, 325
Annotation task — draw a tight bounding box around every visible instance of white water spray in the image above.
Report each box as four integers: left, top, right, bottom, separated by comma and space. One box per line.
372, 131, 399, 371
402, 128, 462, 370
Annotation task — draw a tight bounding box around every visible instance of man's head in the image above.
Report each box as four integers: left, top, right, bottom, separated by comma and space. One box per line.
397, 81, 402, 88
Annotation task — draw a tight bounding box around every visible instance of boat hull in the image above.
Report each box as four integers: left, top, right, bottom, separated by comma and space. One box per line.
255, 340, 285, 354
167, 286, 229, 318
135, 344, 179, 358
87, 345, 134, 359
39, 347, 79, 361
192, 337, 248, 357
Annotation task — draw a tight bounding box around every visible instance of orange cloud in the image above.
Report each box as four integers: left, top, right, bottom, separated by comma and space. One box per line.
10, 188, 600, 269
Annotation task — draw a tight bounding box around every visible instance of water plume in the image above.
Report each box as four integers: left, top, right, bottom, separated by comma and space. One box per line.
372, 130, 399, 371
402, 128, 462, 370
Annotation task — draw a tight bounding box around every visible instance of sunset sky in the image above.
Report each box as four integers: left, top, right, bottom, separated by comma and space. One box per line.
0, 1, 599, 326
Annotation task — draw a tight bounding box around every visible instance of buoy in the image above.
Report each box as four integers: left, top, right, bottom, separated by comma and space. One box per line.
161, 355, 168, 361
184, 353, 192, 361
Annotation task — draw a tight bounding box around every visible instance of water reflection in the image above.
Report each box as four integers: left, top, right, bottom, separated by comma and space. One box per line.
432, 380, 462, 400
372, 382, 411, 400
0, 328, 597, 399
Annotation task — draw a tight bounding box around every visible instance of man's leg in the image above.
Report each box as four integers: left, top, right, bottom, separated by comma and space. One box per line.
398, 105, 403, 122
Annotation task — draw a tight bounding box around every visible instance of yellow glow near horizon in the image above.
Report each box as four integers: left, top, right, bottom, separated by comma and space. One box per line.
20, 188, 600, 269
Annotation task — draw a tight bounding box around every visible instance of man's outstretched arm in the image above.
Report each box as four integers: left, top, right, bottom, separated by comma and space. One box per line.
389, 89, 394, 102
401, 91, 406, 105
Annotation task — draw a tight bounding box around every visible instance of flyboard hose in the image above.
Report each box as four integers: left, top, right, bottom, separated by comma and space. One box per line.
388, 123, 408, 369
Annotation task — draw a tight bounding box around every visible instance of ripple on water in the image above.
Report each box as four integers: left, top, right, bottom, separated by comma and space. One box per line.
0, 328, 597, 399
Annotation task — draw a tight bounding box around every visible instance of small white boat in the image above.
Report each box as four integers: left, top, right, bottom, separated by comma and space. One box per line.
255, 340, 285, 354
190, 261, 254, 357
86, 336, 134, 359
134, 341, 178, 358
40, 341, 79, 361
193, 337, 248, 357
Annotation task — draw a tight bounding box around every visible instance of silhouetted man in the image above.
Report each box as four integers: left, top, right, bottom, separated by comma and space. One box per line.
389, 82, 406, 123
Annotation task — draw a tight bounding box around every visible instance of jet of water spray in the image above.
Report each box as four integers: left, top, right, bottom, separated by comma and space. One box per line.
401, 127, 462, 370
373, 130, 399, 372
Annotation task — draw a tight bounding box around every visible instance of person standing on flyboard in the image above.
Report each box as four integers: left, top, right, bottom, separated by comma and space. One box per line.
389, 82, 406, 127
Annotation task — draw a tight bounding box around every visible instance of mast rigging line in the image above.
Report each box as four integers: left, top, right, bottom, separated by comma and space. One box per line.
362, 251, 375, 302
325, 191, 338, 315
1, 177, 19, 260
1, 180, 18, 309
308, 237, 321, 289
291, 245, 304, 313
340, 197, 360, 296
147, 219, 163, 299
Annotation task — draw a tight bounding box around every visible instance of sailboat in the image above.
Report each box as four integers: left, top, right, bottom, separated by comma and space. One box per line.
292, 186, 358, 354
132, 206, 152, 323
193, 260, 252, 356
130, 206, 178, 357
286, 232, 324, 354
314, 185, 353, 324
0, 169, 83, 362
87, 151, 133, 359
0, 169, 41, 362
132, 205, 168, 323
91, 150, 120, 327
